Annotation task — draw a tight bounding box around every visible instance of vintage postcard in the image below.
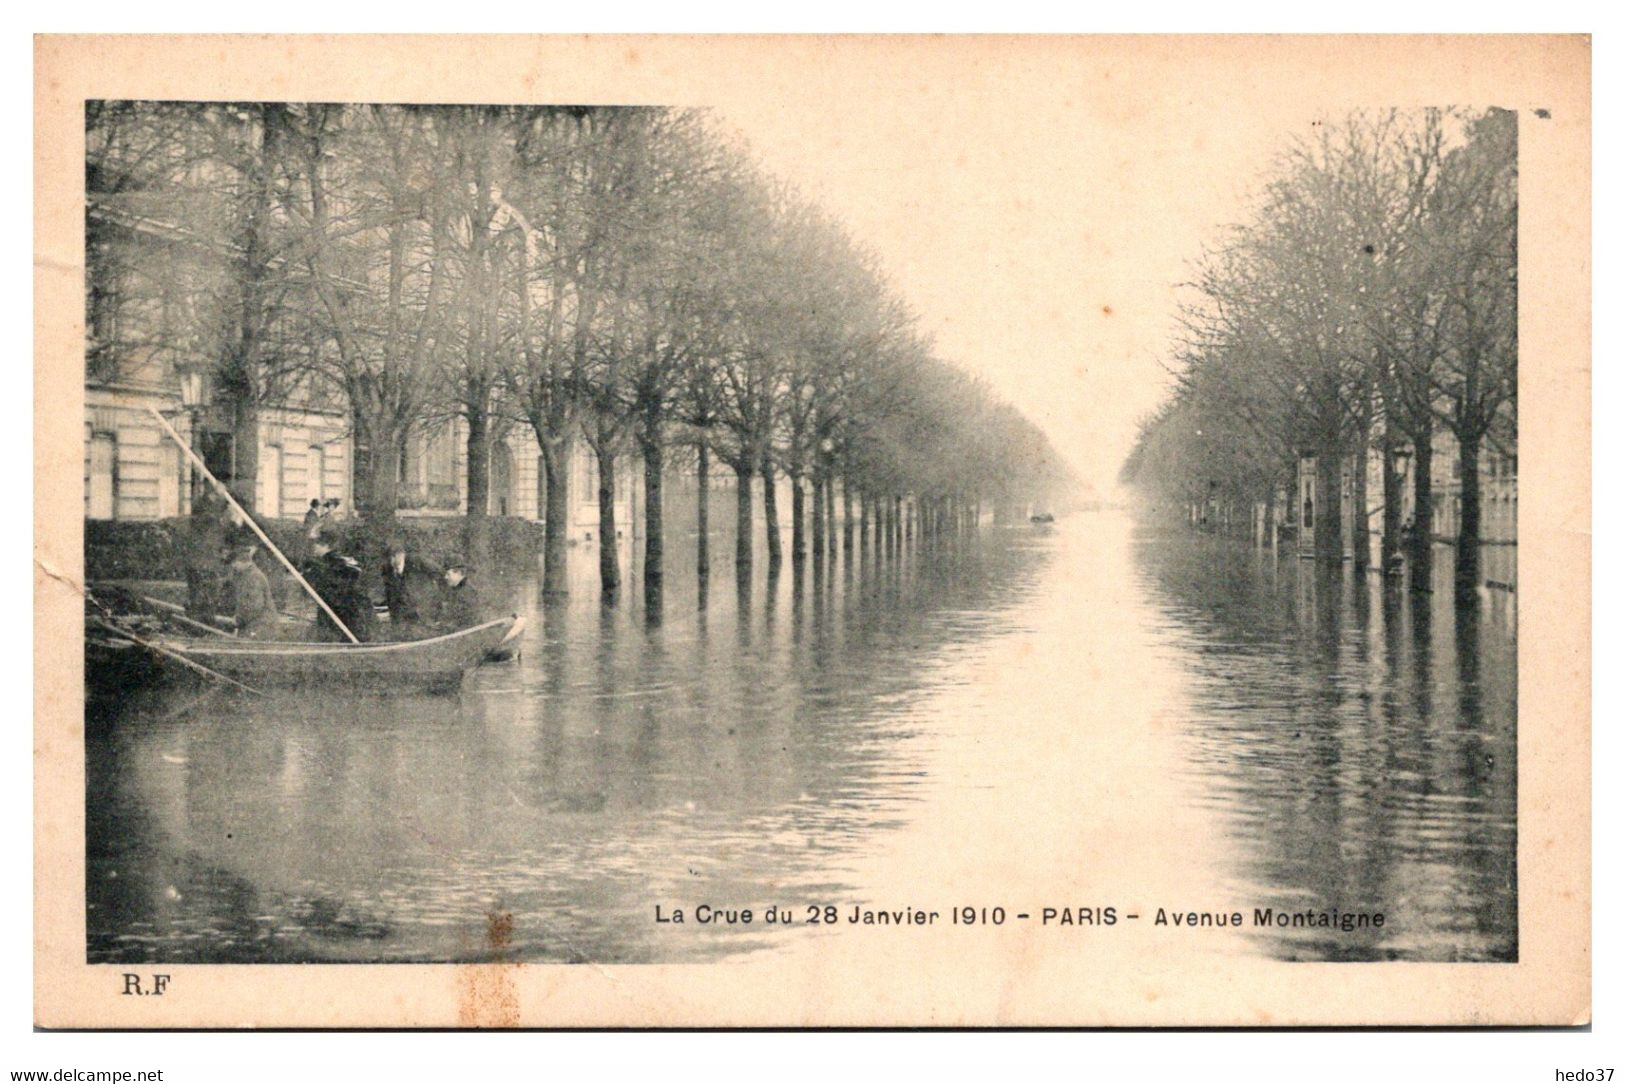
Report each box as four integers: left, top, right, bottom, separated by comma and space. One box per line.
34, 35, 1590, 1028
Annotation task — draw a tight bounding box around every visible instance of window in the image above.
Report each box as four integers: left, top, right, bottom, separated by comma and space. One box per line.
490, 444, 514, 516
427, 424, 456, 486
88, 432, 116, 519
308, 445, 327, 503
262, 445, 283, 519
158, 443, 180, 518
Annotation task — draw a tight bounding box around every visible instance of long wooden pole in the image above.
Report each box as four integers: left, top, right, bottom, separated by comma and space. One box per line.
140, 595, 235, 638
148, 406, 361, 644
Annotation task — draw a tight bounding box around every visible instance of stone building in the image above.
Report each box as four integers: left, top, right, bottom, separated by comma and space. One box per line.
1288, 428, 1517, 590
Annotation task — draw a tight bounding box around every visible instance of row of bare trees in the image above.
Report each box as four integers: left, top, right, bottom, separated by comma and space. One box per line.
1120, 108, 1516, 592
87, 102, 1073, 602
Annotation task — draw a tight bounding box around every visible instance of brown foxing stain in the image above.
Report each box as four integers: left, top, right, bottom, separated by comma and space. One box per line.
456, 910, 521, 1028
1101, 305, 1114, 316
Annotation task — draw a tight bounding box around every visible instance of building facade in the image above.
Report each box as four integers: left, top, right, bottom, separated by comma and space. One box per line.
84, 373, 642, 548
1287, 429, 1517, 590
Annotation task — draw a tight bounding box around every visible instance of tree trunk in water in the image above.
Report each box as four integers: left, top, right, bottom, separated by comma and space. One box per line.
642, 438, 664, 613
1263, 488, 1276, 551
1350, 432, 1370, 575
762, 461, 782, 566
465, 405, 490, 520
541, 439, 570, 599
219, 108, 281, 517
1456, 431, 1482, 593
229, 398, 259, 515
596, 444, 619, 599
464, 407, 493, 576
790, 472, 807, 560
364, 426, 403, 526
859, 491, 871, 551
826, 479, 838, 557
1381, 435, 1402, 573
735, 463, 754, 569
696, 445, 710, 575
842, 482, 854, 552
892, 496, 903, 549
810, 475, 825, 558
1409, 430, 1433, 592
1313, 448, 1343, 569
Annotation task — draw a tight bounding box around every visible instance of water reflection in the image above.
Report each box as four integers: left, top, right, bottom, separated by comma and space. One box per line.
1132, 525, 1516, 961
86, 512, 1516, 964
89, 527, 1041, 963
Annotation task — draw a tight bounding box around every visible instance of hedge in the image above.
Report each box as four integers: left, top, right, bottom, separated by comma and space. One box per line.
86, 515, 547, 585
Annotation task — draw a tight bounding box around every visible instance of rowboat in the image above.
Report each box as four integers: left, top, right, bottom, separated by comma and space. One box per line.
125, 413, 527, 696
150, 617, 520, 693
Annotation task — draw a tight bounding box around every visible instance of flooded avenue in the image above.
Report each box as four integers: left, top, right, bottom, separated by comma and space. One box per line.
87, 510, 1517, 965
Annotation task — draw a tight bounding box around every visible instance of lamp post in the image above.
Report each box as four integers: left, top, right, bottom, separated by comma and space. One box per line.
176, 361, 210, 509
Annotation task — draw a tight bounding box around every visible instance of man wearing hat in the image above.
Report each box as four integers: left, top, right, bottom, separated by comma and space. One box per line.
380, 539, 438, 633
437, 559, 481, 631
300, 532, 372, 642
227, 543, 280, 641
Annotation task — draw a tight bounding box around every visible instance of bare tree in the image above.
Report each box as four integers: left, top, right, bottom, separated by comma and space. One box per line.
283, 104, 457, 526
1425, 109, 1517, 592
88, 101, 327, 514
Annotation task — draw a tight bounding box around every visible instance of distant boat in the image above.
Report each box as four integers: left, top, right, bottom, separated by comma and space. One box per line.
149, 617, 521, 694
1029, 512, 1056, 525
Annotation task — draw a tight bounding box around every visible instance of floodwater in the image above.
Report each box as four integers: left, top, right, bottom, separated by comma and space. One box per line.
86, 510, 1517, 965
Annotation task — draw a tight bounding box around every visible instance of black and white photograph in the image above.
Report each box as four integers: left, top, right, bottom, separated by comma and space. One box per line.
34, 34, 1589, 1029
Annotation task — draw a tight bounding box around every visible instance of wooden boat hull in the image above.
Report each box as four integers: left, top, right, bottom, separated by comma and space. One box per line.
153, 617, 519, 693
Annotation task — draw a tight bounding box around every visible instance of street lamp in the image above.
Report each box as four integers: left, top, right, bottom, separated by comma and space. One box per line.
178, 364, 208, 413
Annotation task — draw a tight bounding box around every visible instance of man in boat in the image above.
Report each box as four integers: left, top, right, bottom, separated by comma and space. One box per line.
301, 534, 372, 642
380, 540, 439, 632
436, 560, 482, 631
227, 543, 281, 641
182, 492, 230, 623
